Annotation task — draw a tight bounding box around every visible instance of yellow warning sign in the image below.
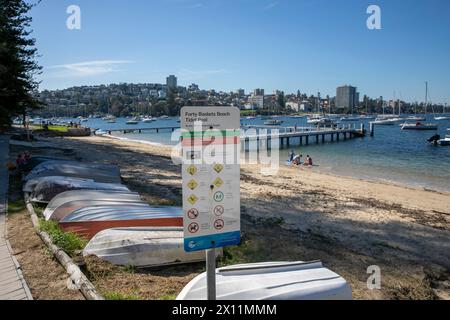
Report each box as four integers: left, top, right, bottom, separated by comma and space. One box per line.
187, 165, 197, 176
187, 180, 198, 190
187, 194, 198, 205
213, 164, 224, 173
213, 177, 223, 188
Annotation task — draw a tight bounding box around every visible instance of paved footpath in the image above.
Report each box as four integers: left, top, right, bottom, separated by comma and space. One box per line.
0, 135, 32, 300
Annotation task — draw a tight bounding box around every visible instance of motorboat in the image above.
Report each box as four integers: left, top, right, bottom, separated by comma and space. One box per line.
401, 122, 438, 130
264, 119, 284, 126
142, 117, 156, 123
372, 117, 403, 125
159, 115, 170, 120
340, 116, 360, 121
58, 205, 183, 239
43, 190, 141, 220
83, 227, 222, 267
176, 261, 352, 300
25, 176, 130, 203
434, 116, 449, 120
126, 117, 140, 125
406, 116, 426, 121
438, 136, 450, 146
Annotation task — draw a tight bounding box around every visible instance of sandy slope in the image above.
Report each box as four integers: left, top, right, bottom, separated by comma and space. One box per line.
16, 135, 449, 299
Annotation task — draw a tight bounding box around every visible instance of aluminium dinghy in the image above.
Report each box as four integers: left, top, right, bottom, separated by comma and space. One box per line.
177, 261, 352, 300
83, 227, 222, 267
45, 200, 149, 222
59, 205, 183, 239
24, 161, 122, 184
26, 176, 130, 203
43, 190, 141, 220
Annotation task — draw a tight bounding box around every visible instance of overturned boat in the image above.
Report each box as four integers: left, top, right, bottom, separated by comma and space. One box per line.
59, 205, 183, 239
45, 200, 148, 222
43, 190, 141, 220
24, 161, 122, 184
84, 227, 222, 267
25, 176, 130, 203
177, 261, 352, 300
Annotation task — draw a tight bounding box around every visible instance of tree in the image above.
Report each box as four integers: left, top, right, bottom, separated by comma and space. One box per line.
0, 0, 42, 128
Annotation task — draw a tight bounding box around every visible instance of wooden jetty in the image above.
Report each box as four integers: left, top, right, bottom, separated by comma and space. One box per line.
100, 126, 179, 135
242, 124, 366, 148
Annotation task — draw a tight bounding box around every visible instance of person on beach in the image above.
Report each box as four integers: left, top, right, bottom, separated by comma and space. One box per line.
289, 149, 295, 162
304, 155, 313, 166
292, 154, 302, 166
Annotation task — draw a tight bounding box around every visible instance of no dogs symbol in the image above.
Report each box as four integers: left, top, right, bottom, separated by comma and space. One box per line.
188, 222, 199, 234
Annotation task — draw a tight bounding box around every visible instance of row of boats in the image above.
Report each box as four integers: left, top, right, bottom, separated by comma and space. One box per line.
21, 156, 352, 300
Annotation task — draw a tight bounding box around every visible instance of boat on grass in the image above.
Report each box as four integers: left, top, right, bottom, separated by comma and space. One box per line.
25, 176, 130, 203
176, 261, 352, 300
24, 161, 122, 184
59, 205, 183, 239
83, 227, 222, 267
43, 190, 141, 220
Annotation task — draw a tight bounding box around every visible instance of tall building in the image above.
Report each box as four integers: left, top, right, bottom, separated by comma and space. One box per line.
166, 75, 177, 91
253, 88, 264, 96
336, 85, 359, 111
236, 89, 245, 98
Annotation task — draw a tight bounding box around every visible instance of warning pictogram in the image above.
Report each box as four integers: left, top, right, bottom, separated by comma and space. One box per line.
213, 191, 224, 202
214, 219, 224, 230
188, 222, 199, 234
214, 205, 224, 216
187, 180, 198, 190
188, 208, 199, 219
187, 165, 197, 176
213, 164, 224, 173
213, 177, 223, 188
187, 194, 198, 205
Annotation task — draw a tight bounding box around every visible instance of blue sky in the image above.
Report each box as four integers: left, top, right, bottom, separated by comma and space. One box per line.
30, 0, 450, 103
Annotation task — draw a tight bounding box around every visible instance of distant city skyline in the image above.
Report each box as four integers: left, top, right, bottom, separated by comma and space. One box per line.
30, 0, 450, 103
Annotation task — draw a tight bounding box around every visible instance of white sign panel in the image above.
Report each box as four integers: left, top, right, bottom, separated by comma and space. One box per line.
181, 107, 241, 252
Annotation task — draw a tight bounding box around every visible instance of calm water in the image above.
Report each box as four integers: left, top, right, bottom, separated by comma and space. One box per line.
69, 115, 450, 192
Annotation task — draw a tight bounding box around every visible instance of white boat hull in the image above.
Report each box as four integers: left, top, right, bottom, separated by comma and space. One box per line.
177, 261, 352, 300
84, 227, 222, 267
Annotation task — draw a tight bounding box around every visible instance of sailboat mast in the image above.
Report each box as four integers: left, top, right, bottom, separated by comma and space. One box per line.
425, 81, 428, 115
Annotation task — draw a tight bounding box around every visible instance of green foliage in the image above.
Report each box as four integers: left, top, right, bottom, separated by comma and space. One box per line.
0, 0, 43, 127
103, 292, 142, 300
39, 219, 87, 257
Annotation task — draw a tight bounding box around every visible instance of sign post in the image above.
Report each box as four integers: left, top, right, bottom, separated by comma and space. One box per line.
181, 106, 241, 300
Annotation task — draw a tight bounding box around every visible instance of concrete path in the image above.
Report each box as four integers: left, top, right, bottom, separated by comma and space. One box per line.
0, 135, 32, 300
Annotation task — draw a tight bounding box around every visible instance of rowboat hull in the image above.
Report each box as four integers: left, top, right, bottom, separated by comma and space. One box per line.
83, 227, 221, 267
177, 261, 352, 300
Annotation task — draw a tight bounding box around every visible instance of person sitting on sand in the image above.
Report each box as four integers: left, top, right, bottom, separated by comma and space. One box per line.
292, 154, 302, 166
304, 155, 313, 166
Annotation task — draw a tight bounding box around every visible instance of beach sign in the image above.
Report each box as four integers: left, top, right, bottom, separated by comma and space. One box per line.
181, 106, 241, 253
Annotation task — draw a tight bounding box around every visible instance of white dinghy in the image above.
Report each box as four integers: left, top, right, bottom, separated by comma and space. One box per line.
177, 261, 352, 300
43, 190, 141, 220
83, 227, 222, 267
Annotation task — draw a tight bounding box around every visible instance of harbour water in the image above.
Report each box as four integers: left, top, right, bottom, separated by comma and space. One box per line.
68, 115, 450, 192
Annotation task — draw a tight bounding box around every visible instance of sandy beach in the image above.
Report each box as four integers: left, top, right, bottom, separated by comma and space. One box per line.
8, 134, 450, 299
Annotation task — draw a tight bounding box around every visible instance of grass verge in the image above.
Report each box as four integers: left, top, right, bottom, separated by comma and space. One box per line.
39, 219, 87, 257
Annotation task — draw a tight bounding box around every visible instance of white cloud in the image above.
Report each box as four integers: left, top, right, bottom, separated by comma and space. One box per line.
45, 60, 134, 78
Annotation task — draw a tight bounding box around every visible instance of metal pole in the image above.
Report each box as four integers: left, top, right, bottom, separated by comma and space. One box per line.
206, 248, 216, 300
